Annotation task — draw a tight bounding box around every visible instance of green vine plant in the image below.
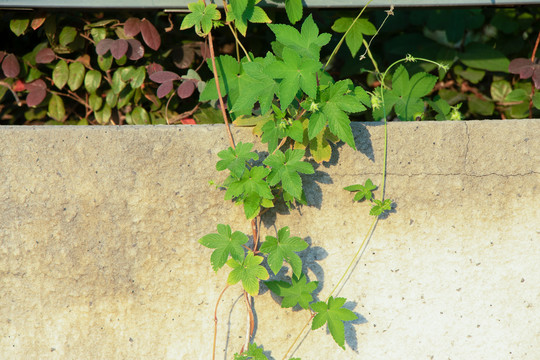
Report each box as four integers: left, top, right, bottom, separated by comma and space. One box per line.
180, 0, 454, 358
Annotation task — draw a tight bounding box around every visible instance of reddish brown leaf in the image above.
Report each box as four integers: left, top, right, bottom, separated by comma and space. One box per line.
31, 14, 47, 30
35, 48, 56, 64
149, 70, 181, 83
198, 42, 211, 60
26, 79, 47, 107
533, 69, 540, 89
96, 38, 114, 56
509, 58, 534, 78
124, 17, 141, 37
76, 54, 92, 69
25, 79, 46, 91
0, 51, 6, 64
140, 19, 161, 51
110, 39, 129, 60
157, 81, 174, 98
26, 79, 47, 106
173, 45, 195, 69
143, 89, 160, 106
2, 54, 20, 78
146, 63, 163, 76
126, 39, 144, 61
177, 80, 196, 99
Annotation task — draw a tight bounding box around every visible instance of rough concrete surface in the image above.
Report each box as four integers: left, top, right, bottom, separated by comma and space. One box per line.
0, 120, 538, 360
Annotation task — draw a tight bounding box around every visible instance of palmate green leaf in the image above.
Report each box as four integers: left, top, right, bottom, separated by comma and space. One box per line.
267, 47, 321, 110
370, 198, 393, 216
227, 251, 269, 296
428, 98, 451, 121
234, 342, 269, 360
295, 119, 339, 163
379, 65, 437, 121
180, 0, 221, 37
261, 118, 286, 154
216, 142, 259, 178
344, 178, 377, 202
307, 80, 365, 149
232, 52, 279, 116
263, 148, 314, 200
228, 0, 271, 37
311, 296, 358, 349
260, 226, 307, 277
285, 0, 303, 25
266, 273, 318, 309
224, 166, 273, 219
460, 42, 509, 73
199, 224, 248, 272
268, 14, 331, 60
200, 55, 241, 105
259, 114, 303, 154
331, 17, 376, 58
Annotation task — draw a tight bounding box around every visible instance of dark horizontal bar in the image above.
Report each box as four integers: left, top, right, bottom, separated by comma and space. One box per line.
1, 0, 539, 10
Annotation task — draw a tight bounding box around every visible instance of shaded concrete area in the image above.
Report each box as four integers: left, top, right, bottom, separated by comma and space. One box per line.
0, 120, 538, 359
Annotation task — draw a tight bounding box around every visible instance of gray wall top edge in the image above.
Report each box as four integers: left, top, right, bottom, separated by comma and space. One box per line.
2, 0, 540, 9
0, 118, 538, 132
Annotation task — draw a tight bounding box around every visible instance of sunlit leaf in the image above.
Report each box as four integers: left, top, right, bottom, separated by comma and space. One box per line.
10, 18, 29, 37
199, 224, 248, 271
48, 94, 65, 121
52, 59, 69, 89
67, 61, 85, 91
59, 26, 78, 46
226, 251, 269, 296
84, 70, 102, 94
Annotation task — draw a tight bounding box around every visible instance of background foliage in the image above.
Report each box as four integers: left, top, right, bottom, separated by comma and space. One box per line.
0, 6, 539, 125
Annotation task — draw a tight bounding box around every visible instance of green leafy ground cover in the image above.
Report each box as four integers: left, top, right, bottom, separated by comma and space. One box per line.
0, 7, 539, 125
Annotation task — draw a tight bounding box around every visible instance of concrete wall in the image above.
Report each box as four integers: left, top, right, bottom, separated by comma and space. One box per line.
0, 120, 538, 360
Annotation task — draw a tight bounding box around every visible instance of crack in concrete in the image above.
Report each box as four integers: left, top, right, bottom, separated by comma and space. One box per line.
338, 171, 539, 178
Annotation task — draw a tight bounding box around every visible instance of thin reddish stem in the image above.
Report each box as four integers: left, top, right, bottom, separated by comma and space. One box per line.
213, 284, 230, 360
207, 31, 236, 149
531, 31, 540, 62
242, 290, 255, 352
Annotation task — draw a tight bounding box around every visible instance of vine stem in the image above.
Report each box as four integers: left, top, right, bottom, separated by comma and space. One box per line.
207, 31, 236, 149
242, 290, 255, 353
325, 216, 378, 300
228, 24, 252, 62
282, 55, 451, 360
213, 284, 230, 360
280, 214, 378, 360
0, 81, 22, 106
323, 0, 374, 71
281, 312, 315, 360
362, 39, 380, 74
